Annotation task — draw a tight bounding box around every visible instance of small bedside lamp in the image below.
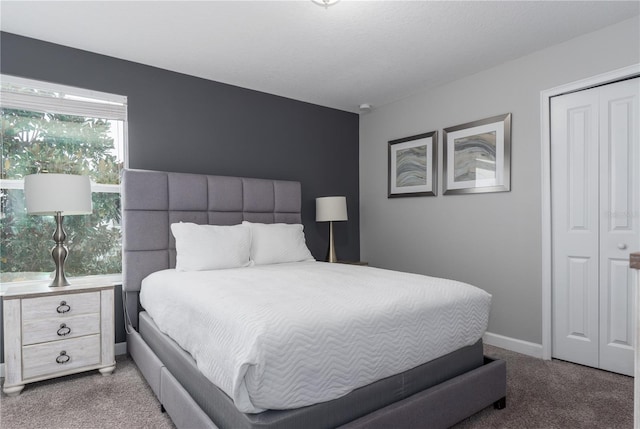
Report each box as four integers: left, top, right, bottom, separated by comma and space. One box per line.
24, 174, 93, 287
316, 196, 348, 263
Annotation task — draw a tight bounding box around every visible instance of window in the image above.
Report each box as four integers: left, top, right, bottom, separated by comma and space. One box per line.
1, 75, 127, 282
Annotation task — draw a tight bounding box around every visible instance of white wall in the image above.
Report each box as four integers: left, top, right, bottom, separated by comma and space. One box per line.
359, 17, 640, 346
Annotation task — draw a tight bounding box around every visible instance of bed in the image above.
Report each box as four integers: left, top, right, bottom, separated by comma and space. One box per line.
122, 168, 506, 429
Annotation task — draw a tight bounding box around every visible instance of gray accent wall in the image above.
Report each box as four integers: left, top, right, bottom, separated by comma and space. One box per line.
0, 32, 359, 262
0, 32, 359, 361
359, 17, 639, 346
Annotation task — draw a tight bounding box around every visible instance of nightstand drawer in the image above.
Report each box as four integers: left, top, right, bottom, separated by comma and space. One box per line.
22, 292, 100, 322
22, 313, 101, 346
22, 334, 101, 380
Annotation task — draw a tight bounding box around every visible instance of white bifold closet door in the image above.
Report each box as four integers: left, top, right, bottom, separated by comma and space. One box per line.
551, 77, 639, 376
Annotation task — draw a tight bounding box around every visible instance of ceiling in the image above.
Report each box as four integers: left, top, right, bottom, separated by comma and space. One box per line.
1, 1, 638, 113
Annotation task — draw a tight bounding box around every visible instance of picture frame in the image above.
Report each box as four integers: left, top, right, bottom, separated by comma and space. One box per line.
443, 113, 511, 195
388, 130, 437, 198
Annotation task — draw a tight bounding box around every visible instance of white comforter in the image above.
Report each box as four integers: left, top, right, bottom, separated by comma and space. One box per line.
140, 262, 491, 413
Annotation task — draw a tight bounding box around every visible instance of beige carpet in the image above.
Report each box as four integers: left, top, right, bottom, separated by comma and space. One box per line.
1, 345, 633, 428
1, 355, 175, 429
454, 345, 633, 429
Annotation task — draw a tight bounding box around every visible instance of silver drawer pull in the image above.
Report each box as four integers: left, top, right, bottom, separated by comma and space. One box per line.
57, 323, 71, 336
56, 301, 71, 314
56, 351, 70, 364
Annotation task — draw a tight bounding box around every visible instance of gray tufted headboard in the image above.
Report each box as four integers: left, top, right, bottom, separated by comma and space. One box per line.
121, 168, 302, 328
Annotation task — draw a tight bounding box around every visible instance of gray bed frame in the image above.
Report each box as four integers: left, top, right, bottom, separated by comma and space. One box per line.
122, 168, 507, 429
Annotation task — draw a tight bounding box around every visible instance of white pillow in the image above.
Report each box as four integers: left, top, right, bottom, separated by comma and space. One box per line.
171, 222, 252, 271
242, 221, 315, 265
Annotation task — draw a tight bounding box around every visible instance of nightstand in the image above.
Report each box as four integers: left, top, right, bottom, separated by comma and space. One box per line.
337, 261, 369, 266
2, 278, 116, 397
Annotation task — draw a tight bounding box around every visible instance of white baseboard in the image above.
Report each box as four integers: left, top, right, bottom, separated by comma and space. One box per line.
483, 331, 544, 359
0, 342, 128, 379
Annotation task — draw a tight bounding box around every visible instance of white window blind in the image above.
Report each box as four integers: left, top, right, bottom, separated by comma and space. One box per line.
1, 74, 127, 120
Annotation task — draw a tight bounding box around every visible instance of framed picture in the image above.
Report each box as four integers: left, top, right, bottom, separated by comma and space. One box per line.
388, 131, 437, 198
443, 113, 511, 195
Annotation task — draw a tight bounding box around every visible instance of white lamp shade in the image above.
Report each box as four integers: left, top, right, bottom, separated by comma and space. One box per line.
316, 196, 348, 222
24, 174, 93, 215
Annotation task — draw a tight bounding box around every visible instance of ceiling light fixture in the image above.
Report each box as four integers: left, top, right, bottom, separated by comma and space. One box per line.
312, 0, 340, 8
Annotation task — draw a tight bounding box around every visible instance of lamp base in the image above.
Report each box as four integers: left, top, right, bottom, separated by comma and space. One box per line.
328, 221, 338, 263
50, 212, 71, 287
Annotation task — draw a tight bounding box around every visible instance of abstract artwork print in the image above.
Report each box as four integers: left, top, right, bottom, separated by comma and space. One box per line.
388, 130, 437, 197
453, 131, 496, 182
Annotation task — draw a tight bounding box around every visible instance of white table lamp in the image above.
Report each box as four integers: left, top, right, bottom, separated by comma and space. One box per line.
316, 196, 348, 263
24, 174, 93, 287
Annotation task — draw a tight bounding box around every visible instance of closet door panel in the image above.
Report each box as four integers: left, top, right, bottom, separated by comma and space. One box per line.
599, 78, 639, 376
551, 91, 600, 367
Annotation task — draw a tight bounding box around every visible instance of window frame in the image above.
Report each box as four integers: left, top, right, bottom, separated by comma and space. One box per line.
1, 75, 128, 280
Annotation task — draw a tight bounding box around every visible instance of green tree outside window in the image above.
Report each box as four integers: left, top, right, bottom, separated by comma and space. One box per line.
1, 108, 123, 282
